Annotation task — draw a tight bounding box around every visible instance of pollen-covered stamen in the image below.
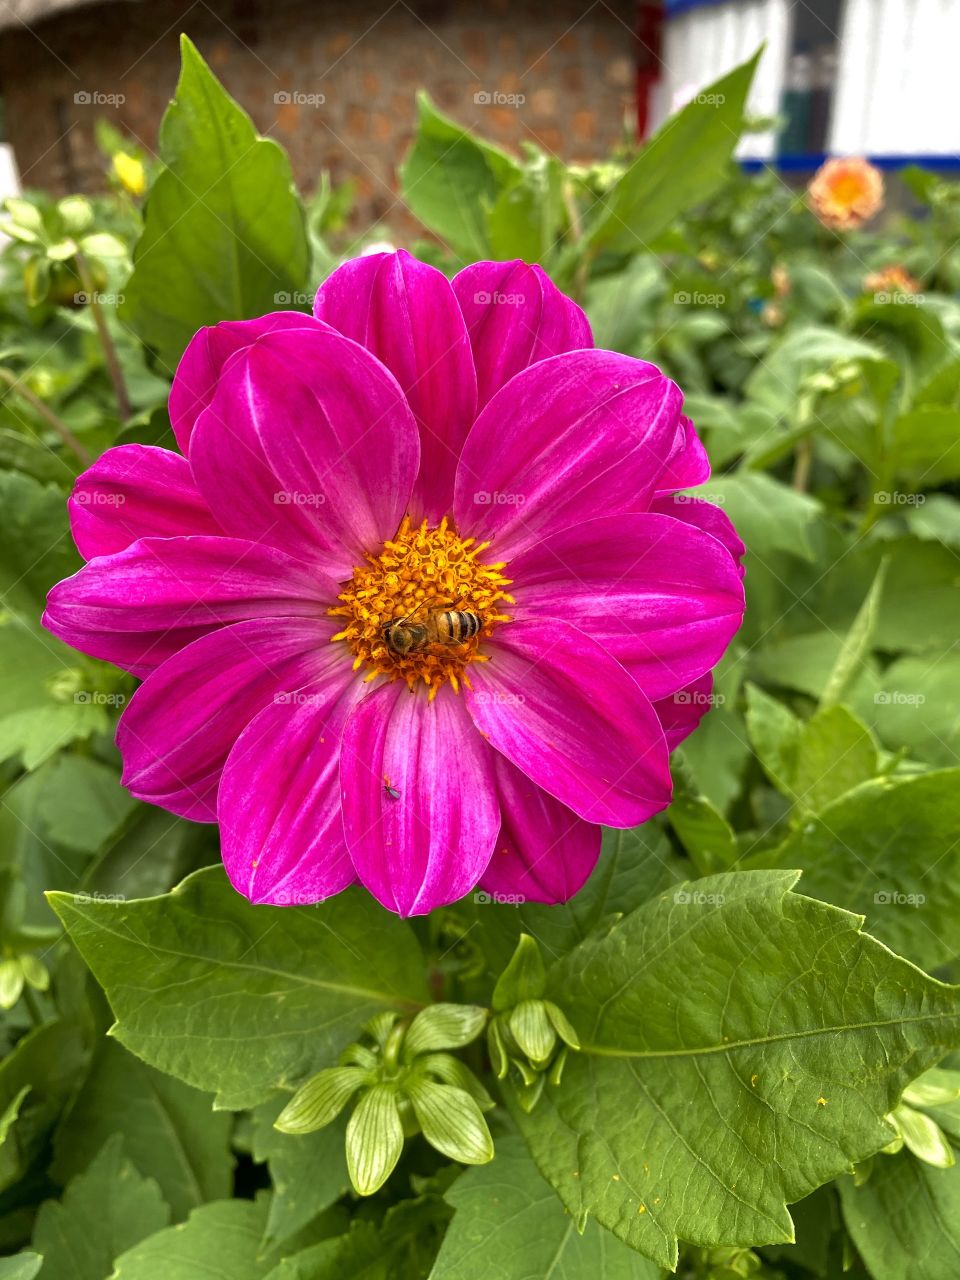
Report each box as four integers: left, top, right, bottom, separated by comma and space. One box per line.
330, 515, 513, 696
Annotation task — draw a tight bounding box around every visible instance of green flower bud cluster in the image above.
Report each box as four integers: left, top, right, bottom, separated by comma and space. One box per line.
274, 1003, 493, 1196
853, 1066, 960, 1186
487, 934, 580, 1113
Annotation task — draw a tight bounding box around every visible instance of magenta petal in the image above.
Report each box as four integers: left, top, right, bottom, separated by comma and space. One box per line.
340, 684, 499, 917
219, 661, 366, 903
655, 415, 711, 494
168, 311, 324, 454
479, 754, 601, 905
652, 493, 746, 572
464, 619, 672, 827
42, 536, 330, 676
452, 260, 592, 409
654, 672, 716, 751
314, 251, 477, 522
116, 617, 337, 820
69, 445, 221, 559
190, 327, 419, 575
509, 512, 745, 701
453, 351, 682, 560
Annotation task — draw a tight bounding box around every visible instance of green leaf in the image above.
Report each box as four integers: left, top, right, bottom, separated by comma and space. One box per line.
790, 705, 879, 815
32, 1135, 170, 1280
112, 1198, 272, 1280
121, 36, 309, 371
892, 1104, 955, 1168
51, 1038, 233, 1222
345, 1084, 403, 1196
492, 934, 547, 1011
745, 683, 801, 793
404, 1077, 493, 1166
508, 1001, 556, 1066
668, 789, 738, 876
403, 1004, 487, 1058
763, 770, 960, 969
697, 473, 823, 562
839, 1153, 960, 1280
0, 1257, 43, 1280
820, 558, 887, 709
890, 406, 960, 485
486, 152, 566, 262
511, 870, 960, 1270
252, 1097, 349, 1247
903, 1067, 960, 1109
48, 867, 427, 1109
274, 1068, 369, 1135
399, 93, 521, 259
582, 53, 760, 253
0, 472, 80, 609
432, 1135, 660, 1279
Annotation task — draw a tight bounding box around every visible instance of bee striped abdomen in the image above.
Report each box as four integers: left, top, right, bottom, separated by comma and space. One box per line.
437, 610, 482, 644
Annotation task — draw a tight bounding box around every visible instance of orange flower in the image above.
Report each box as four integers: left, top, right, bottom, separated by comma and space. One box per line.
863, 264, 921, 295
808, 157, 884, 231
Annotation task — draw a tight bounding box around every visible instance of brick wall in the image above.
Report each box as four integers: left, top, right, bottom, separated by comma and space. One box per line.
0, 0, 636, 231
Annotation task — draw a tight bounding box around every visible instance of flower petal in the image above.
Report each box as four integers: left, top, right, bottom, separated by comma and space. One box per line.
508, 512, 745, 700
116, 617, 337, 821
168, 311, 323, 454
314, 250, 477, 522
464, 619, 672, 827
190, 327, 420, 575
479, 753, 601, 905
340, 683, 499, 917
452, 260, 592, 409
42, 536, 330, 676
654, 673, 716, 751
219, 658, 367, 904
655, 414, 711, 494
651, 493, 746, 572
453, 351, 681, 560
69, 444, 221, 559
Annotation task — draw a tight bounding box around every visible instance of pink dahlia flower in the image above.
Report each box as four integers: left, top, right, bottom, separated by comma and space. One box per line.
43, 253, 745, 916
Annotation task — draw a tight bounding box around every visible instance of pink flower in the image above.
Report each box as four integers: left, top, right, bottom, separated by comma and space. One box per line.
43, 253, 745, 916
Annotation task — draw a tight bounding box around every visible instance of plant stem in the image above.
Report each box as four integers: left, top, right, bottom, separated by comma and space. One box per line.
21, 984, 44, 1028
0, 367, 92, 466
75, 250, 132, 423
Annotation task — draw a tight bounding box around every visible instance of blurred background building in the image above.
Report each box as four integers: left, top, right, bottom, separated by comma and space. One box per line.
0, 0, 955, 213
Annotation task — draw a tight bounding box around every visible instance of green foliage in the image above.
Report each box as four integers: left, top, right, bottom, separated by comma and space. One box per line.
0, 31, 959, 1280
121, 36, 309, 371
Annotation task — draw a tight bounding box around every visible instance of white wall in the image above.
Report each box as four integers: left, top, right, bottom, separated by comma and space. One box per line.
829, 0, 960, 155
655, 0, 791, 160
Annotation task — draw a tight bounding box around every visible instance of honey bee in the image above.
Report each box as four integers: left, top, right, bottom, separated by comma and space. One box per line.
382, 604, 483, 655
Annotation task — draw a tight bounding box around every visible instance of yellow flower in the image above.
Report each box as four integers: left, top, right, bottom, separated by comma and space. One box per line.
112, 152, 146, 198
808, 157, 884, 231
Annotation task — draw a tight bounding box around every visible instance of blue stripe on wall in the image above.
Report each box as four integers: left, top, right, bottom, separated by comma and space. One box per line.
740, 154, 960, 173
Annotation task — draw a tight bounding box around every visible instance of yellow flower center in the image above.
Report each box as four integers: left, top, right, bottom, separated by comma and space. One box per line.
330, 516, 513, 697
